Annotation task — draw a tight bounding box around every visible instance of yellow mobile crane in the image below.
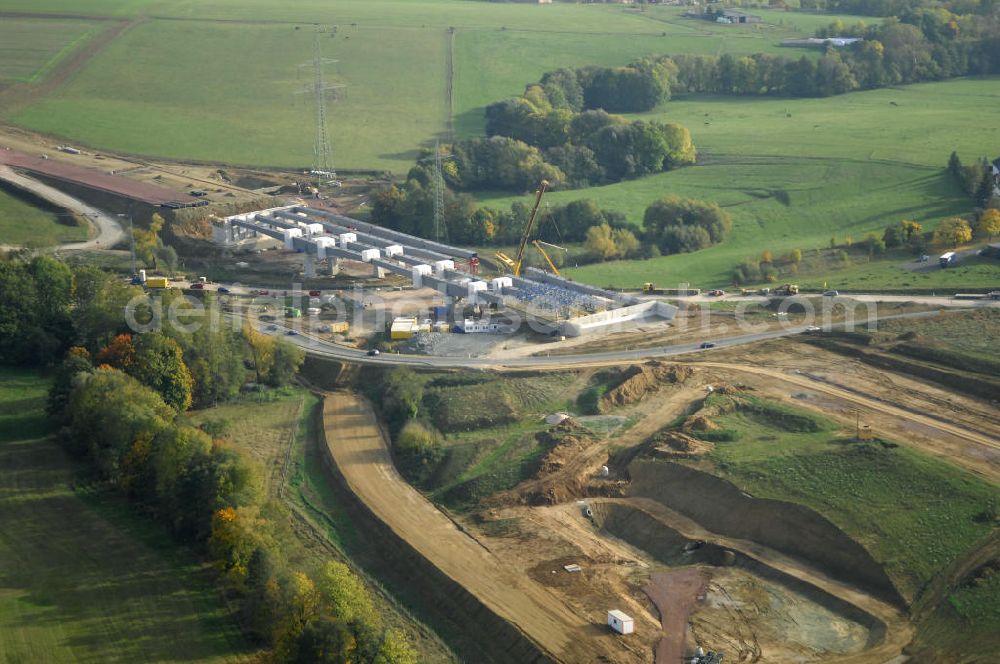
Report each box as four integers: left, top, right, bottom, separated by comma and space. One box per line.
495, 180, 549, 277
532, 239, 566, 277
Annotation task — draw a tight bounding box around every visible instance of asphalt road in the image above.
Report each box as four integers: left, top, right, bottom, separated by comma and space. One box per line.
251, 309, 954, 370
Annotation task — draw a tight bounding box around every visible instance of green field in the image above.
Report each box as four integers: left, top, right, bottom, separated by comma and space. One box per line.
480, 78, 1000, 287
699, 395, 1000, 601
0, 188, 88, 246
4, 0, 999, 288
8, 0, 860, 171
0, 368, 248, 663
0, 17, 100, 83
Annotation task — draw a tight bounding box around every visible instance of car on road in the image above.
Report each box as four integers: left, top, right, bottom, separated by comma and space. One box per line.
699, 342, 716, 349
286, 330, 298, 336
366, 349, 380, 356
308, 289, 321, 297
217, 287, 231, 294
823, 290, 839, 296
708, 289, 725, 297
266, 324, 278, 331
189, 283, 205, 290
805, 325, 821, 332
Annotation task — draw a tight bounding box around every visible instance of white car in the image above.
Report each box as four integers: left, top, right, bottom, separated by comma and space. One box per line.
805, 325, 821, 333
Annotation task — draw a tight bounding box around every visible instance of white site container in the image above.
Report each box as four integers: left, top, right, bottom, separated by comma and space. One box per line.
607, 610, 634, 635
384, 244, 404, 257
360, 248, 381, 263
433, 259, 454, 275
339, 232, 357, 248
282, 228, 303, 249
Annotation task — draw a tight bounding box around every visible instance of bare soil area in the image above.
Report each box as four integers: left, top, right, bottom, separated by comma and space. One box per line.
320, 390, 650, 664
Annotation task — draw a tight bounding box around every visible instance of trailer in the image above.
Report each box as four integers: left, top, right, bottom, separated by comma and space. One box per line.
607, 610, 634, 635
939, 251, 956, 268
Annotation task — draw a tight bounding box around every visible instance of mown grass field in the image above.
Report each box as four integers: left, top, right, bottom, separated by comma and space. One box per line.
482, 77, 999, 287
4, 0, 998, 288
0, 17, 100, 83
0, 187, 88, 246
0, 368, 248, 663
700, 395, 1000, 601
9, 0, 860, 172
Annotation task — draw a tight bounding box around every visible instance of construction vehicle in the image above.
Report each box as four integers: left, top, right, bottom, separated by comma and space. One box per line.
495, 180, 549, 277
643, 282, 656, 293
774, 283, 799, 296
145, 276, 169, 289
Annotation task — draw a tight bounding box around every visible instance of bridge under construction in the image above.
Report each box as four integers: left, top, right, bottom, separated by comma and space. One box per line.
214, 205, 676, 337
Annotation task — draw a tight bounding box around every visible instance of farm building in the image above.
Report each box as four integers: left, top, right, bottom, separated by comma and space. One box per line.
720, 9, 761, 23
782, 37, 863, 48
607, 610, 634, 635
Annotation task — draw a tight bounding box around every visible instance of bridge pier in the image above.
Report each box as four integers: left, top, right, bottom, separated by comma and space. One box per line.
304, 253, 316, 278
328, 258, 340, 276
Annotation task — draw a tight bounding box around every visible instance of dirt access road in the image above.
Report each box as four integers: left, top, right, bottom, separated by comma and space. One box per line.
0, 164, 123, 251
321, 391, 638, 664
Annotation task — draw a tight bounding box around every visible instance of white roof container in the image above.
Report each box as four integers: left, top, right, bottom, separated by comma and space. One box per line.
384, 244, 404, 257
314, 236, 337, 259
360, 248, 381, 263
282, 227, 303, 249
607, 610, 634, 635
490, 276, 512, 291
433, 259, 455, 275
339, 232, 357, 248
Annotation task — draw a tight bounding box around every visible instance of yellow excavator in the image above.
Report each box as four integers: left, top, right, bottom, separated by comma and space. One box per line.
495, 180, 555, 277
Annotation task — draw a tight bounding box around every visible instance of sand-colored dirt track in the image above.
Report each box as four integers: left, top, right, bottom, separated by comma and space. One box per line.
321, 391, 640, 664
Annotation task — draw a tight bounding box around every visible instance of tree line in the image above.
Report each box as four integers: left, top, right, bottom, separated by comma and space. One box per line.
371, 177, 731, 259
2, 253, 414, 662
500, 5, 1000, 110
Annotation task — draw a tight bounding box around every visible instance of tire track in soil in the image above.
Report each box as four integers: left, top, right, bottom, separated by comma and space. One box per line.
320, 389, 635, 664
0, 17, 145, 116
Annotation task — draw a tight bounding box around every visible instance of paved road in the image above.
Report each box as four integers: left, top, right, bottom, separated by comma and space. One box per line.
254, 309, 953, 370
0, 165, 124, 251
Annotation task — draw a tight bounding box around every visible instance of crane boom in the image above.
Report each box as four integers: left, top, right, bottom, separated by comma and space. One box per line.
511, 180, 548, 277
532, 240, 561, 277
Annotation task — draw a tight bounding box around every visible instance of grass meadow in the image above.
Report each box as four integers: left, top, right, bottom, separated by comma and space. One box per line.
481, 77, 1000, 287
0, 17, 100, 84
0, 188, 88, 246
0, 368, 249, 663
3, 0, 998, 287
10, 0, 861, 171
702, 395, 1000, 602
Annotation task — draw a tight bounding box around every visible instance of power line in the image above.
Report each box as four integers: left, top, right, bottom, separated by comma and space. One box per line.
310, 25, 341, 190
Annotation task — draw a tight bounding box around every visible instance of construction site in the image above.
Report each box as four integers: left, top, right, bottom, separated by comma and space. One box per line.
213, 202, 677, 339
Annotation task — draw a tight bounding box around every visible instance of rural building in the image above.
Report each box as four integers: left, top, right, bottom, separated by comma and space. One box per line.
721, 10, 761, 23
782, 37, 862, 48
607, 610, 634, 634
